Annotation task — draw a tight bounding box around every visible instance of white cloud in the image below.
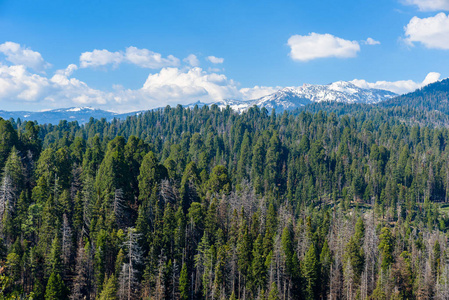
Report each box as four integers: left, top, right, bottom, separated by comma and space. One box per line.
207, 56, 224, 64
55, 64, 78, 77
0, 42, 51, 71
0, 64, 51, 101
80, 46, 180, 69
0, 60, 252, 112
364, 38, 381, 45
141, 67, 239, 104
79, 49, 123, 68
350, 72, 441, 94
124, 46, 180, 68
288, 33, 360, 61
403, 0, 449, 11
404, 13, 449, 49
183, 54, 200, 67
1, 43, 443, 112
422, 71, 441, 85
0, 62, 114, 110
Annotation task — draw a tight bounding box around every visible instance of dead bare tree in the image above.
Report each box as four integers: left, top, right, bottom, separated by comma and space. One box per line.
118, 228, 142, 300
71, 239, 95, 300
113, 188, 126, 229
0, 174, 14, 228
61, 213, 72, 266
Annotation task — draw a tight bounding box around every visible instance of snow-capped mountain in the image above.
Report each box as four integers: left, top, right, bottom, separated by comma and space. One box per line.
197, 81, 397, 113
0, 81, 397, 124
0, 107, 141, 125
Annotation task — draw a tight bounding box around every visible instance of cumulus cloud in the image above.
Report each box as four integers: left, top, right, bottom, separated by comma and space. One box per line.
79, 49, 123, 68
0, 59, 249, 112
288, 33, 360, 61
2, 42, 442, 112
0, 64, 51, 101
79, 46, 180, 69
0, 42, 51, 71
183, 54, 200, 67
207, 56, 224, 64
403, 0, 449, 11
404, 13, 449, 49
125, 46, 180, 68
0, 61, 114, 110
141, 67, 239, 104
364, 38, 381, 45
350, 72, 441, 94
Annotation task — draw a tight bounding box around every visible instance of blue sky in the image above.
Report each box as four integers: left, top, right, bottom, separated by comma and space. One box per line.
0, 0, 448, 111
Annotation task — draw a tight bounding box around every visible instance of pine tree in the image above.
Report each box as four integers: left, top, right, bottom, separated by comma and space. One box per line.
251, 136, 265, 194
98, 275, 118, 300
265, 131, 281, 192
268, 282, 279, 300
229, 291, 237, 300
252, 234, 266, 292
95, 137, 128, 213
378, 227, 394, 270
0, 119, 18, 170
319, 240, 332, 298
179, 262, 189, 300
45, 272, 67, 300
138, 151, 168, 203
47, 236, 63, 276
302, 243, 318, 300
207, 165, 231, 194
236, 131, 251, 181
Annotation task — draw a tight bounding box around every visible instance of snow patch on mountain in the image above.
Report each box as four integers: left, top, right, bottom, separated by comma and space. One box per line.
0, 81, 397, 124
191, 81, 397, 113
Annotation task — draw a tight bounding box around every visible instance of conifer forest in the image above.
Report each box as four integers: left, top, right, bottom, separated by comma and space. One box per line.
1, 102, 449, 300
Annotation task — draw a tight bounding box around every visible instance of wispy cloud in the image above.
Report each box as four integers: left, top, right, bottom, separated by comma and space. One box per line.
402, 0, 449, 11
206, 56, 224, 64
79, 46, 180, 69
364, 37, 381, 45
183, 54, 200, 67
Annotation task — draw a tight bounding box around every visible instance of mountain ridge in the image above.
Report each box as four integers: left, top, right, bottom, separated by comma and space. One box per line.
380, 77, 449, 114
0, 81, 397, 124
196, 81, 397, 113
0, 107, 142, 125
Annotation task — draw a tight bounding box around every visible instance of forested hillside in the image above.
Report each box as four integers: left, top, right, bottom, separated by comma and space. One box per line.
0, 104, 449, 299
381, 78, 449, 115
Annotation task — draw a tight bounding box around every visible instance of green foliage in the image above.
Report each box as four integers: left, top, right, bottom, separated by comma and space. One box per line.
379, 227, 394, 270
179, 263, 189, 300
138, 151, 168, 203
268, 282, 279, 300
1, 102, 449, 299
98, 275, 117, 300
207, 165, 231, 195
44, 272, 67, 300
302, 243, 318, 300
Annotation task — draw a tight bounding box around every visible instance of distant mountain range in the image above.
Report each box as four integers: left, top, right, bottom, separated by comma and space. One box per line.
198, 81, 397, 113
0, 81, 400, 124
0, 107, 142, 125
